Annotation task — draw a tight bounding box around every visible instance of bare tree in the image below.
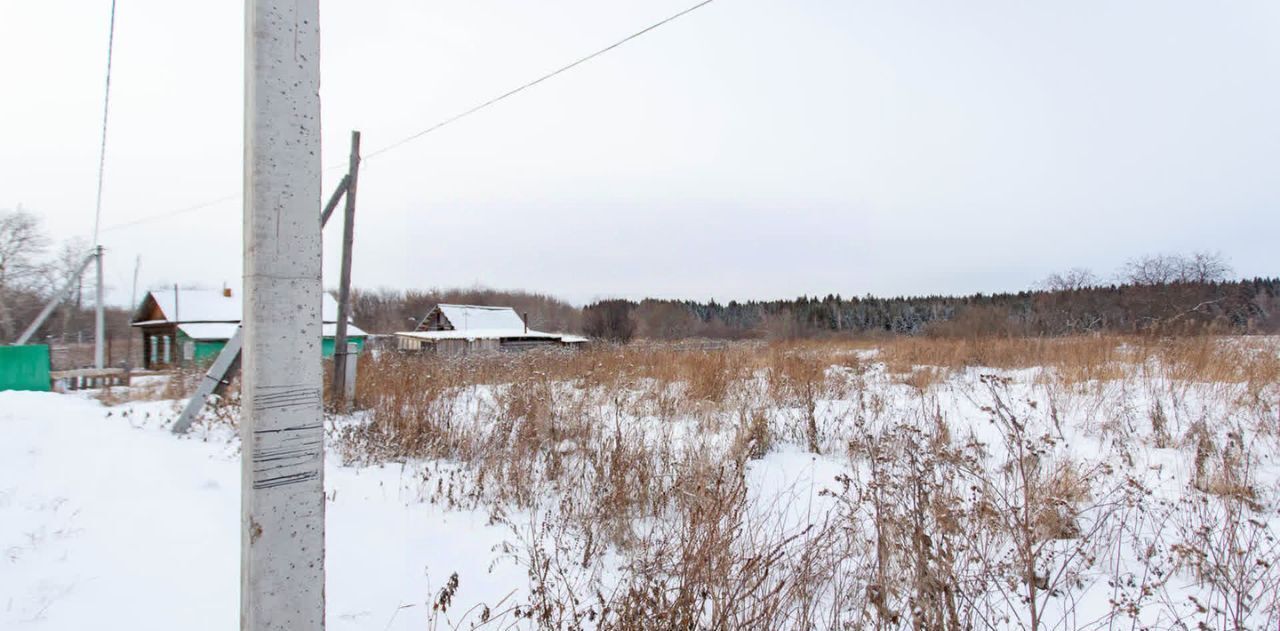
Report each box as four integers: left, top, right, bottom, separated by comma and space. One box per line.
1120, 251, 1232, 286
1120, 254, 1183, 286
583, 299, 635, 343
1039, 267, 1099, 292
1177, 251, 1232, 283
51, 237, 92, 341
0, 208, 51, 340
634, 301, 699, 340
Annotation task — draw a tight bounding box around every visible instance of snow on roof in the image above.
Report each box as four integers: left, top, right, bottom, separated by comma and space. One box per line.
323, 322, 368, 339
176, 322, 238, 341
177, 321, 367, 341
137, 289, 342, 324
397, 328, 562, 342
435, 304, 526, 331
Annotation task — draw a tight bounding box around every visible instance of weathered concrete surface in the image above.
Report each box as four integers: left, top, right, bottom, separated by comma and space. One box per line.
241, 0, 325, 629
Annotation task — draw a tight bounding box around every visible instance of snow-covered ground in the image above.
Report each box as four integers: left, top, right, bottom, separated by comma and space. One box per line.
0, 390, 527, 630
0, 388, 844, 629
4, 341, 1280, 629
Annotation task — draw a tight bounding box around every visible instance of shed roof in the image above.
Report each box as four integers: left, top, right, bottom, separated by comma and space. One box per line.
432, 304, 527, 331
133, 289, 343, 325
397, 329, 562, 342
404, 304, 587, 344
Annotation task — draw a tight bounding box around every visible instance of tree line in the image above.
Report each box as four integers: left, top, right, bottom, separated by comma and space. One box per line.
5, 206, 1273, 347
583, 253, 1280, 342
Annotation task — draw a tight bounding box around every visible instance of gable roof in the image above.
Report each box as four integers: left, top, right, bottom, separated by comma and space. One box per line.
132, 289, 343, 325
401, 303, 586, 344
422, 304, 527, 332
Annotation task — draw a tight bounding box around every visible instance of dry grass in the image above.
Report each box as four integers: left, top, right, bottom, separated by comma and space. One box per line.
326, 334, 1280, 629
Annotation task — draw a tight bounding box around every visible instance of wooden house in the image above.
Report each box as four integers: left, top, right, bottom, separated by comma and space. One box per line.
131, 287, 366, 370
395, 304, 586, 355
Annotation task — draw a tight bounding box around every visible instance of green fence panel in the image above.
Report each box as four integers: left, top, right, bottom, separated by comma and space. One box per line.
0, 345, 52, 392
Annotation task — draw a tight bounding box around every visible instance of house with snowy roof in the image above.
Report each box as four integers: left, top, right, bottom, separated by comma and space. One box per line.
130, 287, 366, 369
394, 304, 586, 355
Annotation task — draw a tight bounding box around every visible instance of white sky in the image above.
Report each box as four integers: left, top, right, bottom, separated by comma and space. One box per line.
2, 0, 1277, 306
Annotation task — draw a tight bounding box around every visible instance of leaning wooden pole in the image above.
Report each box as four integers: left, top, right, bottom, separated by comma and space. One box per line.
331, 130, 360, 411
242, 0, 325, 628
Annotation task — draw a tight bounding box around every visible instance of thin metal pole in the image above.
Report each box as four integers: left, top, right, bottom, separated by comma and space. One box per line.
173, 284, 181, 367
331, 131, 359, 411
126, 255, 139, 369
94, 246, 105, 368
242, 0, 324, 628
14, 250, 98, 346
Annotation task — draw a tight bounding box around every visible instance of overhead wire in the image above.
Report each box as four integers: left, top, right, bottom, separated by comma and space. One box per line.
92, 0, 119, 244
361, 0, 717, 160
97, 0, 719, 233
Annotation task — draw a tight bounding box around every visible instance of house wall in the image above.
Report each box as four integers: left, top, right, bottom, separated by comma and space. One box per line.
320, 336, 366, 358
499, 338, 563, 352
140, 325, 178, 370
140, 328, 365, 369
436, 338, 500, 355
417, 307, 451, 332
396, 336, 572, 356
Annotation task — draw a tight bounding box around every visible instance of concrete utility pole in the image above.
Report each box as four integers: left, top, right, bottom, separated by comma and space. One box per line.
242, 0, 325, 628
331, 130, 360, 411
94, 246, 105, 368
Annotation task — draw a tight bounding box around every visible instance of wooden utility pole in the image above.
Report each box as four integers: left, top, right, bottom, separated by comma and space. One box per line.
331, 130, 360, 411
242, 0, 324, 628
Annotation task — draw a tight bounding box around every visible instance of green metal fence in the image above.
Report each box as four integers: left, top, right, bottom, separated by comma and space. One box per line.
0, 345, 52, 391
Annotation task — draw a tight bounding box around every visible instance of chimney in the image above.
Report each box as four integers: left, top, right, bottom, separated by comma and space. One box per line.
522, 312, 529, 334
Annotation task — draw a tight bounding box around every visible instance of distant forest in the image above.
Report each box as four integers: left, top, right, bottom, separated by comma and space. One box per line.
346, 253, 1279, 341
4, 206, 1275, 346
581, 253, 1278, 340
581, 277, 1280, 342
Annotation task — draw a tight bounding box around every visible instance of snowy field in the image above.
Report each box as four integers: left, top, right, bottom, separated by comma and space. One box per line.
3, 337, 1279, 629
0, 390, 529, 630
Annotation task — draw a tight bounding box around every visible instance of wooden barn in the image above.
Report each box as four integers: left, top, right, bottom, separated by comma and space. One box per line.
131, 287, 366, 370
395, 304, 586, 355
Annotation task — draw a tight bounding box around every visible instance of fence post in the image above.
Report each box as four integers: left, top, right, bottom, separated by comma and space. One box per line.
343, 341, 358, 409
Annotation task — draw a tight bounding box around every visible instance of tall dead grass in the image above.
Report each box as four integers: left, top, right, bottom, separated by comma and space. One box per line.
335, 334, 1280, 629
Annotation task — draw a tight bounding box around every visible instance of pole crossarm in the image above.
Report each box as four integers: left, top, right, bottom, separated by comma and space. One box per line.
319, 174, 350, 228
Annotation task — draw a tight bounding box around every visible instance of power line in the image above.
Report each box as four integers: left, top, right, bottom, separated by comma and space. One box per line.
97, 0, 719, 233
100, 193, 240, 233
363, 0, 717, 160
92, 0, 119, 245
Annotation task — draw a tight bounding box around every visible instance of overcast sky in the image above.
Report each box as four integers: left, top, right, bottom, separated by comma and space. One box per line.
2, 0, 1277, 306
